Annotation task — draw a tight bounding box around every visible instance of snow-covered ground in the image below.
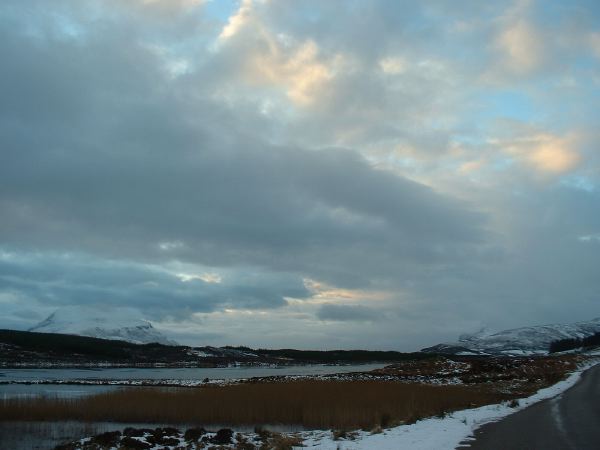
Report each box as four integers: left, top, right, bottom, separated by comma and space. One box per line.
300, 359, 599, 449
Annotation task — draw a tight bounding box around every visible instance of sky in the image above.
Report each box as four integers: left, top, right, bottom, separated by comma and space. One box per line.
1, 0, 599, 350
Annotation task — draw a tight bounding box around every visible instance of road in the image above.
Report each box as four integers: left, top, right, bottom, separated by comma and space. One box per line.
458, 364, 600, 450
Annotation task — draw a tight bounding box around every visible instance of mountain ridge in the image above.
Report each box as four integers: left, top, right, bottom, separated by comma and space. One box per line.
28, 307, 177, 346
422, 317, 600, 356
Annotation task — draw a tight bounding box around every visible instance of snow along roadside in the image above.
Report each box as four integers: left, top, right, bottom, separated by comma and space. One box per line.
299, 358, 600, 450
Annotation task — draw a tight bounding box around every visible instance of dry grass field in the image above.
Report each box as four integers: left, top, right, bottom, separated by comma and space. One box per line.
0, 380, 510, 430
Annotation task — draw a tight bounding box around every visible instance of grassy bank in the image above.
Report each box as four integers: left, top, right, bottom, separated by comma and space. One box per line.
0, 380, 509, 430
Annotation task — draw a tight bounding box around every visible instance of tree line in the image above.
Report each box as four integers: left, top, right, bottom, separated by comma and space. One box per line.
549, 331, 600, 353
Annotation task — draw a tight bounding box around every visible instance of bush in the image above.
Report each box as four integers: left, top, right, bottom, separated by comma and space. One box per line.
184, 427, 207, 441
145, 428, 180, 446
332, 430, 347, 440
120, 436, 152, 450
123, 427, 152, 437
90, 431, 121, 447
212, 428, 234, 444
262, 433, 304, 450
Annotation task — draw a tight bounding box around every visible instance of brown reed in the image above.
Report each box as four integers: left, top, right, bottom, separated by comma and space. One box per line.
0, 380, 510, 430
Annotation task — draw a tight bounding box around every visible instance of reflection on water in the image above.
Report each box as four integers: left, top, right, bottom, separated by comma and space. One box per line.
0, 363, 385, 400
0, 383, 125, 400
0, 421, 303, 450
0, 363, 386, 383
0, 421, 171, 450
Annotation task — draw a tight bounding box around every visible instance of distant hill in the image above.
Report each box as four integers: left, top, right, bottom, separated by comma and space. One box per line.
0, 328, 189, 367
28, 306, 177, 345
0, 329, 430, 367
421, 317, 600, 356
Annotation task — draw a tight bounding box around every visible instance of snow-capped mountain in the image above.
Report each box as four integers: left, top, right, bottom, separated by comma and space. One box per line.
29, 306, 178, 346
422, 317, 600, 356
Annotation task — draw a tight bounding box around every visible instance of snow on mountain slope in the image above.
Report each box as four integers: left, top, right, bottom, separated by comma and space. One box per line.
422, 317, 600, 355
29, 306, 178, 345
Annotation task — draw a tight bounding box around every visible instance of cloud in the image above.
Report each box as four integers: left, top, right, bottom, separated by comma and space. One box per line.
0, 4, 487, 339
216, 1, 342, 106
317, 303, 382, 322
496, 131, 581, 175
482, 0, 588, 84
527, 137, 581, 174
219, 0, 254, 40
0, 251, 308, 319
0, 0, 599, 349
379, 56, 407, 75
303, 278, 390, 303
495, 19, 543, 75
0, 8, 486, 291
123, 0, 207, 18
179, 273, 223, 284
589, 32, 600, 59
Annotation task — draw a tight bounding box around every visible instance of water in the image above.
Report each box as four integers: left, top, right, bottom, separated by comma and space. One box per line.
0, 363, 385, 399
0, 421, 302, 450
0, 383, 126, 399
0, 364, 385, 449
0, 421, 175, 450
0, 363, 385, 382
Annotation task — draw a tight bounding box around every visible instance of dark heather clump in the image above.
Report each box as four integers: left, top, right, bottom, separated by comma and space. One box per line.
54, 444, 78, 450
146, 428, 181, 446
90, 431, 121, 447
120, 436, 152, 450
212, 428, 234, 444
184, 427, 207, 441
123, 427, 153, 437
160, 426, 180, 435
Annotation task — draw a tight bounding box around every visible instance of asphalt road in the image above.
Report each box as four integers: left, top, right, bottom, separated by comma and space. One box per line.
458, 364, 600, 450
